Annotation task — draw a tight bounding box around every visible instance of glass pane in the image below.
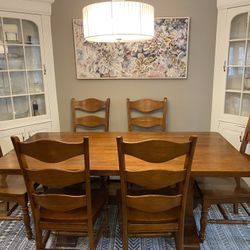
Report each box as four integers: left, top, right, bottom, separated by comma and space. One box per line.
7, 45, 25, 69
0, 19, 4, 44
246, 41, 250, 65
226, 67, 243, 90
241, 94, 250, 116
3, 18, 22, 44
230, 13, 248, 40
228, 41, 246, 65
13, 96, 29, 119
248, 13, 250, 38
28, 70, 44, 93
224, 92, 240, 115
30, 94, 46, 116
244, 67, 250, 90
0, 46, 7, 70
22, 20, 40, 45
0, 72, 10, 96
10, 71, 27, 95
25, 46, 42, 69
0, 97, 13, 121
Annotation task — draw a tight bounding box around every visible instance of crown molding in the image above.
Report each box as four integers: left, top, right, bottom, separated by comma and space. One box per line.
217, 0, 250, 9
0, 0, 55, 15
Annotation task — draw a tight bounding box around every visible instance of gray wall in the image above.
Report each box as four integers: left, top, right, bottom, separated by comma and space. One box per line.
51, 0, 217, 132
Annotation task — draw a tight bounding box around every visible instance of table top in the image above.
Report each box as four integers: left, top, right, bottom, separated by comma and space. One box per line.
0, 131, 249, 177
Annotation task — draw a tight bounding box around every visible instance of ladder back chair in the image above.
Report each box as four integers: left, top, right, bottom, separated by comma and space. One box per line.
116, 136, 197, 250
195, 116, 250, 242
71, 98, 110, 132
0, 145, 32, 239
126, 98, 167, 131
11, 136, 108, 250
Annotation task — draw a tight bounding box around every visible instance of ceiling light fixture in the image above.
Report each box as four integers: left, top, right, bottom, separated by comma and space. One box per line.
82, 0, 154, 43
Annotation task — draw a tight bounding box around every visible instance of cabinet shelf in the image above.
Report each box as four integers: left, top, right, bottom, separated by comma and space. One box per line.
30, 92, 45, 95
229, 38, 249, 42
227, 65, 249, 67
225, 89, 242, 93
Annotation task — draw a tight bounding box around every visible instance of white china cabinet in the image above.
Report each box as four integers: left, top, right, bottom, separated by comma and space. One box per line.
211, 0, 250, 151
0, 0, 59, 154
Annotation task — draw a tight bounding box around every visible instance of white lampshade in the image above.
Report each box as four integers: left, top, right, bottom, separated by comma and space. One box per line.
82, 1, 154, 43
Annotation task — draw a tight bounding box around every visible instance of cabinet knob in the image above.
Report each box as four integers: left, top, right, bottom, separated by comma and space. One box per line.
43, 64, 47, 75
223, 60, 226, 72
239, 131, 243, 142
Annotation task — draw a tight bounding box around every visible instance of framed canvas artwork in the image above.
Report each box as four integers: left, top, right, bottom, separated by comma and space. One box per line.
73, 17, 190, 79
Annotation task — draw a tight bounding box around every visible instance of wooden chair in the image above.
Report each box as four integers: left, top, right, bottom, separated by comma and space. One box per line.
195, 116, 250, 242
71, 97, 111, 184
0, 145, 32, 239
126, 98, 167, 131
71, 98, 110, 132
11, 136, 108, 250
116, 136, 197, 250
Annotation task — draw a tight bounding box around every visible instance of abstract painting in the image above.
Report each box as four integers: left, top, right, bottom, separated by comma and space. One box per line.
73, 17, 189, 79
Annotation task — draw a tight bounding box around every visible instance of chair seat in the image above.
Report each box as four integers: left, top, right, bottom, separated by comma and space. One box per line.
0, 175, 26, 196
196, 177, 250, 198
40, 188, 108, 221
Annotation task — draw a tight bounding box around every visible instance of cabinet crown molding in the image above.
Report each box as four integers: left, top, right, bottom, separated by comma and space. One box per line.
0, 0, 54, 15
217, 0, 250, 9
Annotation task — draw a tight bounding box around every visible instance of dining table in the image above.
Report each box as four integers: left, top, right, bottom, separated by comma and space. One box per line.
0, 131, 249, 249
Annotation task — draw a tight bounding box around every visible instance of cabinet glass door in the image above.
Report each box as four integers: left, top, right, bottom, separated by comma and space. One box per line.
225, 12, 250, 117
0, 16, 46, 121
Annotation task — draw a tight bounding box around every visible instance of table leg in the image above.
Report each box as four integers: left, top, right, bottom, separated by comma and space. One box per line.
184, 177, 200, 249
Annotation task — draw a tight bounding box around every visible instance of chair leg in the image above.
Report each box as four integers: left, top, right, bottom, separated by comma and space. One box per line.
103, 204, 110, 237
18, 195, 32, 240
174, 231, 184, 250
233, 203, 239, 214
34, 224, 43, 250
199, 199, 210, 243
122, 222, 128, 250
6, 201, 9, 211
88, 221, 95, 250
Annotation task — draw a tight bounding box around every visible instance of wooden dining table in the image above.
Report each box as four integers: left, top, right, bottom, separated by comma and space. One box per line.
0, 131, 249, 249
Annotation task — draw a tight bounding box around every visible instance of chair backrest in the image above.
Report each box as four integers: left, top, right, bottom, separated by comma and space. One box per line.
117, 136, 197, 232
71, 98, 110, 132
240, 116, 250, 160
127, 98, 167, 131
11, 136, 92, 221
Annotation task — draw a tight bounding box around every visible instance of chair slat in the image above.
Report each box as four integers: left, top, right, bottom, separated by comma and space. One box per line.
123, 140, 190, 163
27, 169, 85, 188
126, 170, 186, 189
76, 116, 106, 128
129, 99, 166, 113
128, 222, 179, 233
126, 195, 182, 213
19, 140, 84, 163
73, 98, 107, 112
33, 194, 86, 212
131, 117, 163, 128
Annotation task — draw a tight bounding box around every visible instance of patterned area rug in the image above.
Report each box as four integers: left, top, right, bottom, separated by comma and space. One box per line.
0, 204, 250, 250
